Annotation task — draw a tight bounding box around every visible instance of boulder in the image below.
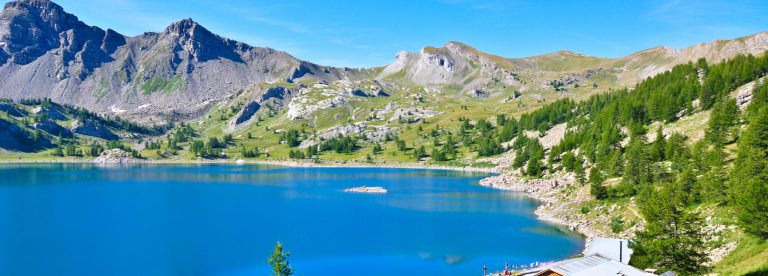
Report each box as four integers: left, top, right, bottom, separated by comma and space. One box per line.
94, 148, 134, 163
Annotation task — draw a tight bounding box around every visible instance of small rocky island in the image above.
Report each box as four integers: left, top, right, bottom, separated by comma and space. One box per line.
94, 149, 134, 164
344, 186, 388, 194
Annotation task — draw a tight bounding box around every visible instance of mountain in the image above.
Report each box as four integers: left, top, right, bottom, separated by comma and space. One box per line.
377, 42, 524, 97
1, 0, 767, 126
377, 32, 768, 95
0, 0, 362, 123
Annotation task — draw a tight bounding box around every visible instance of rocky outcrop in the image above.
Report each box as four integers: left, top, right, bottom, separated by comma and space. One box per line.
344, 186, 388, 194
299, 123, 399, 149
287, 95, 347, 120
0, 118, 51, 151
34, 119, 72, 137
235, 101, 261, 125
94, 148, 133, 163
31, 106, 66, 120
386, 107, 441, 123
731, 77, 767, 110
378, 42, 522, 95
71, 119, 118, 140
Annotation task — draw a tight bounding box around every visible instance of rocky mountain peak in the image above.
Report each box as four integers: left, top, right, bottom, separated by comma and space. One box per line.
443, 41, 472, 53
157, 17, 247, 64
2, 0, 82, 33
164, 18, 202, 36
5, 0, 62, 14
0, 0, 108, 65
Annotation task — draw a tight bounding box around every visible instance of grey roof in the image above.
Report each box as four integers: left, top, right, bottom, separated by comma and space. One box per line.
586, 237, 633, 264
534, 254, 653, 276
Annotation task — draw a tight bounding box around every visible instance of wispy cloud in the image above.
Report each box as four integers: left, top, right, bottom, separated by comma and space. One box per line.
204, 1, 310, 34
648, 0, 761, 25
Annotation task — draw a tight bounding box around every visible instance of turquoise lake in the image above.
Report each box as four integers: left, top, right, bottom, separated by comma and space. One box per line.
0, 163, 583, 275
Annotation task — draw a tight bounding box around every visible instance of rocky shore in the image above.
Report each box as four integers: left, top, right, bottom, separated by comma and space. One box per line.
479, 172, 640, 242
479, 172, 737, 263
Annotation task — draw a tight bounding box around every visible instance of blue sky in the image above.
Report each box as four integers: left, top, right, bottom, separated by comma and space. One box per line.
18, 0, 768, 68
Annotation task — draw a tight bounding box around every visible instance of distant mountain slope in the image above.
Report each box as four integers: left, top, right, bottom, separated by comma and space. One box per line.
378, 32, 768, 94
0, 0, 363, 123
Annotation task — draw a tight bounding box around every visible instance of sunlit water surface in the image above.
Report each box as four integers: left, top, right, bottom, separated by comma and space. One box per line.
0, 163, 583, 275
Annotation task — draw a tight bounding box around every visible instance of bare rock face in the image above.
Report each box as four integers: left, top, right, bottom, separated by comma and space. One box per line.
378, 42, 523, 95
0, 0, 119, 79
94, 148, 133, 163
71, 119, 118, 140
0, 0, 362, 123
233, 85, 297, 126
235, 101, 261, 125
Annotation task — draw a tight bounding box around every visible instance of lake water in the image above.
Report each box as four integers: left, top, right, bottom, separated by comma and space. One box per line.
0, 163, 583, 275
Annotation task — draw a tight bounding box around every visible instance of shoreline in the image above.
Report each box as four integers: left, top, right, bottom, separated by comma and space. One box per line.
478, 173, 599, 252
251, 160, 499, 173
0, 157, 499, 173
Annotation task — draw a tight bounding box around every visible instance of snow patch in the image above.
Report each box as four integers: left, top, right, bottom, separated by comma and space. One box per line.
109, 105, 126, 114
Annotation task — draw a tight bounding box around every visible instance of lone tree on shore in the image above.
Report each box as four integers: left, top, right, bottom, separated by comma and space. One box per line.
268, 241, 294, 276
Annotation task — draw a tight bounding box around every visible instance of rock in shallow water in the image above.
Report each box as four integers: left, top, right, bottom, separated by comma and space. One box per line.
344, 186, 388, 194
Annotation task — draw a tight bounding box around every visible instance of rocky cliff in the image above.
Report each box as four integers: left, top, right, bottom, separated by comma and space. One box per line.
0, 0, 364, 123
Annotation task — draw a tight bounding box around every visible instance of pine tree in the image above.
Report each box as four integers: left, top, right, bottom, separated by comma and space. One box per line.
268, 242, 294, 276
562, 151, 577, 172
630, 183, 710, 275
372, 143, 383, 155
620, 138, 652, 196
589, 167, 608, 200
431, 148, 447, 161
706, 99, 739, 146
650, 126, 666, 161
574, 157, 586, 185
414, 145, 426, 161
731, 107, 768, 237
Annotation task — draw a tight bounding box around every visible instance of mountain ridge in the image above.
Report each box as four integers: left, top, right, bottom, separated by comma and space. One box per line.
0, 0, 359, 123
1, 0, 768, 124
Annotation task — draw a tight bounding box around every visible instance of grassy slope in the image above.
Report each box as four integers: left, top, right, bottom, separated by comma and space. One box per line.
186, 78, 588, 167
716, 233, 768, 275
